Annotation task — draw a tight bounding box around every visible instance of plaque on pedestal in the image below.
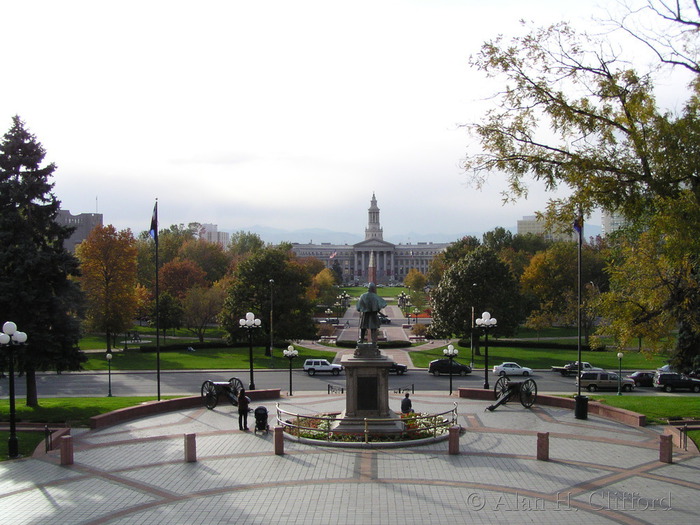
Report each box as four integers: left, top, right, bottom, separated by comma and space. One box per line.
332, 342, 404, 434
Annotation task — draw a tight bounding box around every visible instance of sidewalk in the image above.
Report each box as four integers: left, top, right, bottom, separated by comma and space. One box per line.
1, 391, 698, 524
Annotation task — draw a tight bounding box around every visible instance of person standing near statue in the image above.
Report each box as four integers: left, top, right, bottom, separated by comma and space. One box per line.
356, 282, 387, 345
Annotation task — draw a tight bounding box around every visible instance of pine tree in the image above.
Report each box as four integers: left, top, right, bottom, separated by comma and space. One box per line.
0, 116, 85, 406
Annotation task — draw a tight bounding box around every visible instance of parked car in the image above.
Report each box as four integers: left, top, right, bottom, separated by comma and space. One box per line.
657, 364, 674, 373
626, 371, 655, 387
493, 362, 533, 376
378, 312, 391, 324
653, 372, 700, 392
388, 361, 407, 375
551, 361, 603, 376
577, 371, 635, 392
428, 359, 472, 376
303, 359, 343, 376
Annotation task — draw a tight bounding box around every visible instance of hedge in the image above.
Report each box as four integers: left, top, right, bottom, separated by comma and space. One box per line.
336, 339, 409, 349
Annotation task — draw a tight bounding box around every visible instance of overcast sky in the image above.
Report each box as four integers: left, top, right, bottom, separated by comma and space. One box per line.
1, 0, 683, 241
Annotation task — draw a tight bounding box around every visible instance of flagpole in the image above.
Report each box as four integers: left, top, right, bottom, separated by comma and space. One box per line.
150, 200, 161, 401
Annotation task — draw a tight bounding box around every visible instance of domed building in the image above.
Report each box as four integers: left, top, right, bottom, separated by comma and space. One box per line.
290, 194, 451, 285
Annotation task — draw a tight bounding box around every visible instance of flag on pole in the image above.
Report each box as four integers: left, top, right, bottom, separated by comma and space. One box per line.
149, 201, 158, 242
573, 215, 583, 242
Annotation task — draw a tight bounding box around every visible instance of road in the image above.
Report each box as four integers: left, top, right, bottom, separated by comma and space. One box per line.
0, 368, 662, 399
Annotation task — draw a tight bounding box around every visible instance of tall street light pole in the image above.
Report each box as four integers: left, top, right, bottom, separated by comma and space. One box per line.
617, 352, 624, 396
0, 321, 28, 459
443, 344, 459, 395
239, 312, 261, 390
284, 345, 299, 396
106, 353, 113, 397
475, 312, 497, 390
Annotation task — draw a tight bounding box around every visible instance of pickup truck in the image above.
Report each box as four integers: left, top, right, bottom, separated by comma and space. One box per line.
551, 361, 603, 377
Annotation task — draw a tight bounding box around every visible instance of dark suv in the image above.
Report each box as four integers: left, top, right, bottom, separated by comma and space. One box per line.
428, 359, 472, 376
653, 372, 700, 392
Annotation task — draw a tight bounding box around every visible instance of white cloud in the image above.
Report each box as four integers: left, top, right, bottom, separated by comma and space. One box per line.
0, 0, 672, 239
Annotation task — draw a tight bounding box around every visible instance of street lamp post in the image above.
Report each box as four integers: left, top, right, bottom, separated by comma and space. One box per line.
617, 352, 624, 396
106, 353, 113, 397
0, 321, 28, 459
283, 345, 299, 396
334, 301, 342, 320
443, 344, 459, 395
239, 312, 261, 390
412, 307, 419, 324
475, 311, 497, 390
470, 306, 475, 368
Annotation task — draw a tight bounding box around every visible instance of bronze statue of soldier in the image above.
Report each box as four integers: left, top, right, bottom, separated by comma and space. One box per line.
356, 283, 388, 345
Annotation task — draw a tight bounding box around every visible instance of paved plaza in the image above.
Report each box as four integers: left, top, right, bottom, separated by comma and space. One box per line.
1, 390, 698, 524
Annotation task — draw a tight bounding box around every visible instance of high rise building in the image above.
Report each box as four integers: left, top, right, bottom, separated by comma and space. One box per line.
56, 210, 103, 253
200, 223, 230, 246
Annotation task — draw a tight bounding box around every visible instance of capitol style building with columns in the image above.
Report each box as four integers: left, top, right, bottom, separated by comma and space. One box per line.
290, 194, 452, 285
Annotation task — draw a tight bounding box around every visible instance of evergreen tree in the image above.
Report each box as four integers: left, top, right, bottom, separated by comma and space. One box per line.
0, 116, 85, 406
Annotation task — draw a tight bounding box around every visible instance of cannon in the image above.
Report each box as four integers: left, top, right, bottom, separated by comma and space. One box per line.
201, 377, 244, 409
486, 376, 537, 412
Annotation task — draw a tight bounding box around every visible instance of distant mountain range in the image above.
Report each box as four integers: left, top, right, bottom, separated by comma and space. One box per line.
231, 224, 603, 246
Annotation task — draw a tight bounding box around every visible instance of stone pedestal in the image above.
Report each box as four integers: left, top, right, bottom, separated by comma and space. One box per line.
332, 343, 403, 434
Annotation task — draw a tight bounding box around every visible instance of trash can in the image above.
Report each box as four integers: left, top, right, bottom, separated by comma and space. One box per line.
574, 395, 588, 420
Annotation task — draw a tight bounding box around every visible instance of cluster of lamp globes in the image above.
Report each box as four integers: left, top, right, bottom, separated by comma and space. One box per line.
0, 321, 28, 345
283, 345, 298, 359
443, 344, 458, 358
239, 312, 261, 328
475, 311, 497, 328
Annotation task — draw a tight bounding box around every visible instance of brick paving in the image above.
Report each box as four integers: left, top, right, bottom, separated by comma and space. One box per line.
1, 391, 698, 524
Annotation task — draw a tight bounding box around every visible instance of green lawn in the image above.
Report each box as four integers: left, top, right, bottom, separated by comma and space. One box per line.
83, 345, 339, 370
0, 397, 170, 427
0, 431, 47, 459
409, 343, 666, 370
594, 396, 700, 425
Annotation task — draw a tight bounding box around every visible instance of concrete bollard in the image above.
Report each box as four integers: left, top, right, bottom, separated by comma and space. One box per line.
537, 432, 549, 461
184, 433, 197, 463
274, 426, 284, 455
659, 434, 673, 463
448, 426, 460, 455
60, 435, 73, 466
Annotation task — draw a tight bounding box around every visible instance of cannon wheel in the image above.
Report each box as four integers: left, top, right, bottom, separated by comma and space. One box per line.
519, 378, 537, 408
201, 380, 218, 409
494, 376, 510, 402
227, 377, 245, 405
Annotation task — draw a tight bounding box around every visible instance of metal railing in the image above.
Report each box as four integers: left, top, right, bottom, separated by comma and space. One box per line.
276, 402, 458, 444
393, 384, 414, 394
327, 384, 345, 394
